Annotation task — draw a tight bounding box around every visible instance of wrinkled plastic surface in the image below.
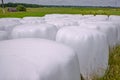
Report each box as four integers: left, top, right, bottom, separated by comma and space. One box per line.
0, 18, 21, 22
86, 15, 109, 21
45, 18, 78, 29
0, 38, 80, 80
0, 20, 21, 32
79, 21, 118, 47
11, 23, 58, 40
20, 17, 45, 24
109, 15, 120, 21
108, 16, 120, 44
44, 14, 87, 29
56, 27, 109, 80
0, 31, 8, 40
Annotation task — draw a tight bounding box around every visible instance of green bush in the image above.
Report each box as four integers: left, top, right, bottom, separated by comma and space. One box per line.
16, 5, 26, 11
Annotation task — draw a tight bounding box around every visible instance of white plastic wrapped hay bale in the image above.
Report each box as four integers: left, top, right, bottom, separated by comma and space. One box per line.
0, 38, 80, 80
20, 17, 45, 24
107, 21, 120, 44
0, 20, 21, 32
44, 14, 71, 19
56, 27, 109, 80
79, 21, 118, 47
105, 21, 120, 45
109, 15, 120, 21
108, 15, 120, 44
11, 23, 58, 40
77, 15, 109, 25
45, 14, 83, 20
87, 15, 109, 21
0, 31, 8, 40
0, 18, 21, 22
20, 19, 45, 24
46, 18, 78, 29
45, 14, 85, 29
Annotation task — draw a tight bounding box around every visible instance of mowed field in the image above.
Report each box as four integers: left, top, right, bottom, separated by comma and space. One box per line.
0, 7, 120, 17
0, 7, 120, 80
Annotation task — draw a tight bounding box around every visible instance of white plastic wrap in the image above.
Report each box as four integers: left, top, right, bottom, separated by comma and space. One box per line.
108, 22, 120, 44
45, 18, 78, 29
109, 15, 120, 21
11, 23, 58, 40
0, 20, 21, 32
45, 14, 84, 29
56, 27, 109, 80
0, 38, 80, 80
0, 31, 8, 40
0, 18, 21, 22
79, 21, 118, 47
108, 15, 120, 44
44, 14, 69, 19
45, 14, 83, 20
20, 17, 45, 24
87, 15, 109, 21
45, 14, 94, 29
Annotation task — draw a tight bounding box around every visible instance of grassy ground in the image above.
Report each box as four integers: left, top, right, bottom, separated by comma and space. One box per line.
0, 7, 120, 80
0, 7, 120, 18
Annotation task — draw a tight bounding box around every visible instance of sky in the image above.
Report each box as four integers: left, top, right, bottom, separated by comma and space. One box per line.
1, 0, 120, 7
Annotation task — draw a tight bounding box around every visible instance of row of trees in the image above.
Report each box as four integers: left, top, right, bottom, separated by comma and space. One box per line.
0, 2, 42, 8
0, 1, 41, 13
1, 2, 119, 9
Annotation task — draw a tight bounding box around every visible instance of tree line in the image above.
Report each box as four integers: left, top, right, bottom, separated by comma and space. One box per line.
0, 2, 119, 8
0, 2, 42, 8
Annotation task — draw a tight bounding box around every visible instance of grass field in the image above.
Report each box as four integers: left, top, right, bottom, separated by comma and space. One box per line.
0, 7, 120, 80
0, 7, 120, 18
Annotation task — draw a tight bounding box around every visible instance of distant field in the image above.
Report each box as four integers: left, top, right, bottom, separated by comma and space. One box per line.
0, 7, 120, 18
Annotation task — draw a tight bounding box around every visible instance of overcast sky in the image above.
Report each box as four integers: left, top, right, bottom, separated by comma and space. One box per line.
1, 0, 120, 7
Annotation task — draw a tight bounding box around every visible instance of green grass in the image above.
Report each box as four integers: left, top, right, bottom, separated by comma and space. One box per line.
0, 7, 120, 80
0, 7, 120, 18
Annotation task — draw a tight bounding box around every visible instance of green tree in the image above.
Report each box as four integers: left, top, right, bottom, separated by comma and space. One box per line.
16, 5, 26, 11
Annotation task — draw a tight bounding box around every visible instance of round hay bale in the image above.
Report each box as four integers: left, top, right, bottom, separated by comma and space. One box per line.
56, 27, 109, 80
0, 38, 80, 80
11, 23, 58, 40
